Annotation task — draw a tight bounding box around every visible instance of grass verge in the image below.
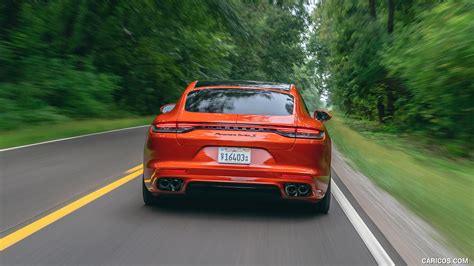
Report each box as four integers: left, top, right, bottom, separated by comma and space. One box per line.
0, 116, 154, 149
326, 115, 474, 258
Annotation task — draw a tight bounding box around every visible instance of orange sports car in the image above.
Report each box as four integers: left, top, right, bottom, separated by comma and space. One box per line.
143, 80, 332, 213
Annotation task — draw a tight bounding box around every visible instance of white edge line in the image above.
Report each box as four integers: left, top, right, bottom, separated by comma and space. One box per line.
0, 125, 150, 152
332, 179, 395, 266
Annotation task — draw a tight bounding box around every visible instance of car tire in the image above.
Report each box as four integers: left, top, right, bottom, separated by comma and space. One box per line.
142, 178, 156, 205
316, 181, 331, 214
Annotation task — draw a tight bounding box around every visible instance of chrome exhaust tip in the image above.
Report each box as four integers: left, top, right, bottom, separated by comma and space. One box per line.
170, 178, 183, 191
284, 184, 298, 197
157, 178, 170, 190
157, 178, 183, 191
297, 184, 310, 196
284, 183, 312, 197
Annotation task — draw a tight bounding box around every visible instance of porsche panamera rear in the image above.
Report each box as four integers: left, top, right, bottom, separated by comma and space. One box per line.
143, 80, 332, 213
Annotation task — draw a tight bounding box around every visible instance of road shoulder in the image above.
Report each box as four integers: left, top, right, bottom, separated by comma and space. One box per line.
332, 146, 456, 265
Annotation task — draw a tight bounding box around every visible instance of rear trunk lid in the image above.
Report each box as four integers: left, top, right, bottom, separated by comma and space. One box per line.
176, 113, 295, 150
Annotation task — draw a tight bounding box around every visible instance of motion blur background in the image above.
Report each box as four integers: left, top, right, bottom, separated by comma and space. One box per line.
0, 0, 472, 258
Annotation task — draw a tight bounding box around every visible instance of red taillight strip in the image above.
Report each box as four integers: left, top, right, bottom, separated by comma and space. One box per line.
281, 174, 313, 179
158, 169, 187, 175
151, 122, 324, 139
151, 123, 178, 133
151, 122, 194, 133
294, 128, 325, 139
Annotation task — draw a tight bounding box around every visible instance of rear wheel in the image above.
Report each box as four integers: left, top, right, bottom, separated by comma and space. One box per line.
315, 181, 331, 214
142, 178, 156, 205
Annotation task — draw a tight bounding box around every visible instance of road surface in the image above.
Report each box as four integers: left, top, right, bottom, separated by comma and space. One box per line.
0, 127, 404, 265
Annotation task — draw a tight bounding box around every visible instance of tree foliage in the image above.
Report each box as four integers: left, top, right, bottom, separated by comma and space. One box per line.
0, 0, 308, 129
311, 0, 474, 155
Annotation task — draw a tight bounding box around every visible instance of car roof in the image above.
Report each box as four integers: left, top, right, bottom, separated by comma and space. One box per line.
195, 80, 292, 91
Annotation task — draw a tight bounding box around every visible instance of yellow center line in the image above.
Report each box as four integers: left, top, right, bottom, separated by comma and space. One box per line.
125, 164, 143, 174
0, 166, 144, 251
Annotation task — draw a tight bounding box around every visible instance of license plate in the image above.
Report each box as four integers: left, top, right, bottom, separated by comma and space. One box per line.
218, 147, 251, 164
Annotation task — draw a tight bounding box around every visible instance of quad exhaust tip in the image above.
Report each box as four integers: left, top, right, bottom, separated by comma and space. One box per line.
284, 183, 311, 197
157, 178, 183, 191
285, 184, 298, 196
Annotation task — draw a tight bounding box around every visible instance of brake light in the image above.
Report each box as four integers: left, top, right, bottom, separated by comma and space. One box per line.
151, 123, 324, 139
273, 127, 296, 138
294, 128, 325, 139
275, 127, 324, 139
151, 122, 195, 133
151, 123, 177, 133
281, 173, 313, 179
158, 169, 187, 175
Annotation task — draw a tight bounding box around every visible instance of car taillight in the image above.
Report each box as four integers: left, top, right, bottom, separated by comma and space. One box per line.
295, 128, 325, 139
273, 127, 296, 138
151, 123, 177, 133
275, 127, 324, 139
151, 123, 194, 133
151, 123, 324, 139
158, 169, 187, 175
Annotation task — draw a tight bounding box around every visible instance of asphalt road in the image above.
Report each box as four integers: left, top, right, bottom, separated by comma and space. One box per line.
0, 127, 404, 265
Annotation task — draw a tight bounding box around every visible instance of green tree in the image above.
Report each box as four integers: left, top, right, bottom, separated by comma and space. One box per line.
310, 0, 474, 154
0, 0, 310, 129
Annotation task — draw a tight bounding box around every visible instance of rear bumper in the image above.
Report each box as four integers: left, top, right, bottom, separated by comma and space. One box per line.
143, 164, 330, 202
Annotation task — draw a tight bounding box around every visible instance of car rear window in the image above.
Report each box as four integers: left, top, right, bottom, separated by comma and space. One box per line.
185, 89, 294, 116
